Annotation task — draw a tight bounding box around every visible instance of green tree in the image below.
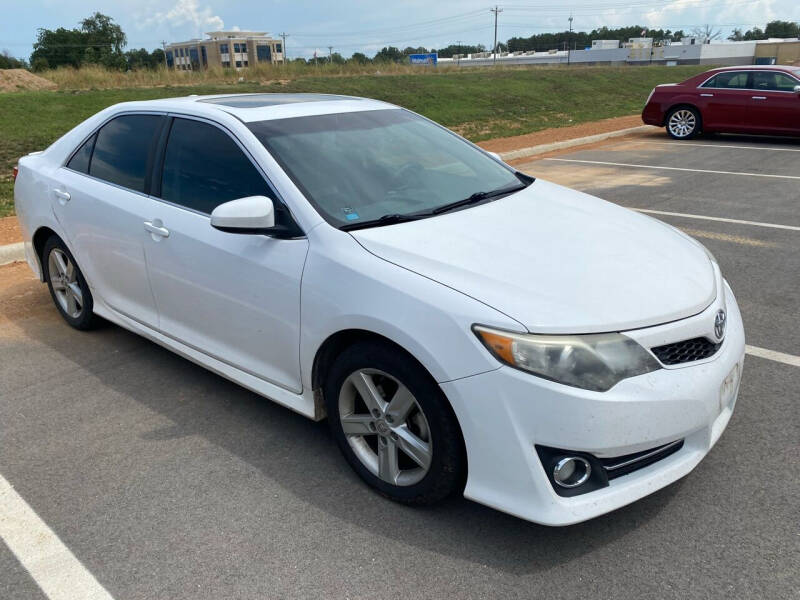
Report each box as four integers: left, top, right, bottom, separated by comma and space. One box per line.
0, 50, 27, 69
434, 43, 485, 58
125, 47, 165, 70
349, 52, 371, 64
30, 12, 127, 71
373, 46, 404, 62
31, 27, 87, 69
742, 27, 766, 41
764, 20, 800, 38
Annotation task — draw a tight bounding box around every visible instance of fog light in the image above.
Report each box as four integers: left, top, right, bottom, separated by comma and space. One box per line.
553, 456, 591, 488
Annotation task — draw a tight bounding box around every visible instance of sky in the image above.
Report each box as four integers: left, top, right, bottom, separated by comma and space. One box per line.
1, 0, 798, 60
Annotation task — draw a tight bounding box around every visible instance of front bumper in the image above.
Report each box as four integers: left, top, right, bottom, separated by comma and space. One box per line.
442, 282, 745, 526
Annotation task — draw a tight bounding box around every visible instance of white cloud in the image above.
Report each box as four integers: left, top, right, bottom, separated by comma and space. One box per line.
140, 0, 224, 36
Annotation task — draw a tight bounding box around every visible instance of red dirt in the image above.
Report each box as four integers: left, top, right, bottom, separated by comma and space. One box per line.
0, 216, 22, 245
477, 115, 644, 154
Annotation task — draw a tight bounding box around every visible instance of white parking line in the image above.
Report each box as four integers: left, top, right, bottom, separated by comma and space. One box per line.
632, 209, 800, 232
0, 474, 114, 600
746, 345, 800, 368
635, 141, 800, 153
543, 158, 800, 180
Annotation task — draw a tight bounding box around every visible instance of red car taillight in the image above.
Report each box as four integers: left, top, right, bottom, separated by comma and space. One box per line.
12, 166, 18, 181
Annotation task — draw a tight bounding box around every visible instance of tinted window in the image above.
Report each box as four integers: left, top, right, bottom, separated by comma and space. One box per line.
89, 115, 163, 193
160, 118, 271, 214
67, 133, 96, 174
702, 72, 748, 88
751, 71, 799, 91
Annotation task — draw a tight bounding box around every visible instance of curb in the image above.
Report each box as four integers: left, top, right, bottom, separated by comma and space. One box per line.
0, 242, 25, 266
498, 125, 654, 161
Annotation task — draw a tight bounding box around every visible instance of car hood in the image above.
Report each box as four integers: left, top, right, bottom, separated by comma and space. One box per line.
350, 179, 716, 334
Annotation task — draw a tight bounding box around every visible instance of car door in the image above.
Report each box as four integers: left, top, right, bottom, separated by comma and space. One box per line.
697, 71, 752, 132
52, 113, 165, 327
143, 116, 308, 393
747, 71, 800, 134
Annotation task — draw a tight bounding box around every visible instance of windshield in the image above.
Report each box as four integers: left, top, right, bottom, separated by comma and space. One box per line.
247, 109, 528, 229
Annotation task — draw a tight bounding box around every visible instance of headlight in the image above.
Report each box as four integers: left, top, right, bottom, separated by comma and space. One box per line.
473, 325, 661, 392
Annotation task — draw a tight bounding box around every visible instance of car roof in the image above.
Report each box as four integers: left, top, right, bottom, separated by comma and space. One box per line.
708, 64, 799, 73
109, 93, 397, 123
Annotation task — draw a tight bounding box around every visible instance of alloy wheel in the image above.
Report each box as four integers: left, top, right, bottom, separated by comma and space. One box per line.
668, 109, 697, 138
48, 248, 84, 318
338, 368, 433, 486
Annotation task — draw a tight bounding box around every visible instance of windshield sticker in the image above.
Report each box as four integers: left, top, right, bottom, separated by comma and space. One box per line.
342, 207, 360, 221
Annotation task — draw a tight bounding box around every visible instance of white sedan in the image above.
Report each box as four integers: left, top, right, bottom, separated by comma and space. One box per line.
13, 94, 745, 525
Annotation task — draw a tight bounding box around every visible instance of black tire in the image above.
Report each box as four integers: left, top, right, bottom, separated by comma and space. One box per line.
325, 340, 465, 505
42, 235, 97, 330
665, 106, 701, 140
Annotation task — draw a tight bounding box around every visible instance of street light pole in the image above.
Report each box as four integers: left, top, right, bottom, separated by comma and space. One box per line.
567, 15, 573, 66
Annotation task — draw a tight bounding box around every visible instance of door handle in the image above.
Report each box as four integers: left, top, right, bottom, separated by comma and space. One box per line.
752, 96, 767, 100
53, 189, 71, 204
700, 93, 714, 97
144, 220, 170, 238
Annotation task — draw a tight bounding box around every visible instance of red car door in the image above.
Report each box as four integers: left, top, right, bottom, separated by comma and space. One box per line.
697, 71, 751, 132
747, 71, 800, 134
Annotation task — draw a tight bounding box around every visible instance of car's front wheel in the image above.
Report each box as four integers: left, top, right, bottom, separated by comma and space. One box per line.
325, 341, 465, 505
42, 235, 97, 330
666, 106, 701, 140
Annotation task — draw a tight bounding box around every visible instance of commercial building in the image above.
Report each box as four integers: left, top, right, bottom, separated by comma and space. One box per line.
438, 38, 800, 68
166, 31, 284, 71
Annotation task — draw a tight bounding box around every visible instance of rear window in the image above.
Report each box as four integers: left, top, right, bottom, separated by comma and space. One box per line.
66, 133, 96, 174
751, 71, 799, 92
89, 114, 163, 193
701, 72, 748, 89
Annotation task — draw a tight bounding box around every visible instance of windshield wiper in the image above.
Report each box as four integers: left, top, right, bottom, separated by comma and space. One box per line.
431, 181, 528, 215
340, 213, 424, 231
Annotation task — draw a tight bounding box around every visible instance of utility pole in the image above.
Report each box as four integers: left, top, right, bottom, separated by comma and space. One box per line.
455, 39, 463, 65
161, 41, 169, 70
279, 32, 289, 62
567, 14, 573, 66
328, 45, 333, 64
490, 5, 503, 65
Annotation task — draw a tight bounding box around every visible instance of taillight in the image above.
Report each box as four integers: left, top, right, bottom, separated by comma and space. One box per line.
12, 166, 18, 181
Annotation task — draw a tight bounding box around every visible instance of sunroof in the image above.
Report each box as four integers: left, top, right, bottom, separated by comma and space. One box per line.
198, 94, 351, 108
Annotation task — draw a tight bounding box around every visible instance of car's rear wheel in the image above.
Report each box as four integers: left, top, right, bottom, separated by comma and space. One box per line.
666, 106, 701, 140
42, 235, 97, 330
325, 341, 465, 505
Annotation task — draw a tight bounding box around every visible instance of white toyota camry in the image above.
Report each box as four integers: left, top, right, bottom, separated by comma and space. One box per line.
14, 94, 745, 525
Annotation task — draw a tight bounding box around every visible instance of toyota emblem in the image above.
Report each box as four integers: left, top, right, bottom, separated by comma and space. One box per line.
714, 309, 727, 341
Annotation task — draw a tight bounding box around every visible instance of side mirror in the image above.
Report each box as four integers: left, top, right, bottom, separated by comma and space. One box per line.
794, 85, 800, 94
211, 196, 275, 234
488, 151, 504, 162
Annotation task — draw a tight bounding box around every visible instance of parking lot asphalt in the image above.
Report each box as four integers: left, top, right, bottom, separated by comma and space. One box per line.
2, 130, 799, 600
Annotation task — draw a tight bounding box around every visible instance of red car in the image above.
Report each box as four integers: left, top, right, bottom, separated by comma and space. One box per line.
642, 65, 800, 139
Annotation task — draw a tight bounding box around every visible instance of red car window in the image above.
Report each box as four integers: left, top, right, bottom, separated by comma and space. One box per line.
702, 72, 748, 89
751, 72, 799, 92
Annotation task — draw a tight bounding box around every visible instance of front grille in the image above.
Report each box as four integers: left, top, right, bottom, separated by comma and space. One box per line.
651, 337, 721, 365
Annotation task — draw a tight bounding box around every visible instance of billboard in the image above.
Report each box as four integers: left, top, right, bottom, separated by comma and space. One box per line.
409, 53, 438, 66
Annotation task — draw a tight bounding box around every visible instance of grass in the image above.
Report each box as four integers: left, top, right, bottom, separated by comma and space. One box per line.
0, 65, 708, 217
